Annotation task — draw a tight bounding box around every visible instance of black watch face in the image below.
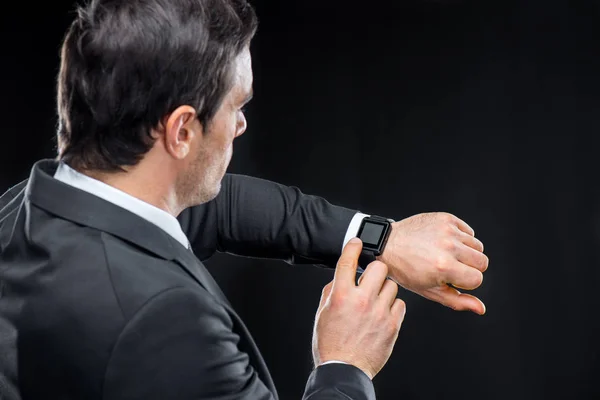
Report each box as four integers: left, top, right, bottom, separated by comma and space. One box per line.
359, 221, 387, 249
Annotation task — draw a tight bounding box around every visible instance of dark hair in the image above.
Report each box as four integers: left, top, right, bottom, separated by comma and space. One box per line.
56, 0, 258, 171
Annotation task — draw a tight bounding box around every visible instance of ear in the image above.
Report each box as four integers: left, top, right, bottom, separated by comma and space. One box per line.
163, 105, 201, 160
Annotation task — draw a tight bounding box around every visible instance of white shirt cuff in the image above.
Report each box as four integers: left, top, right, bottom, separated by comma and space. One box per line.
320, 360, 349, 366
342, 212, 370, 251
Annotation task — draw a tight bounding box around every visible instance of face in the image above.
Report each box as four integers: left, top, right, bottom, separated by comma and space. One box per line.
178, 47, 253, 206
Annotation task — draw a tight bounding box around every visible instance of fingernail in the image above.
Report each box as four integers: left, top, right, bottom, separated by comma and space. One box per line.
349, 237, 361, 244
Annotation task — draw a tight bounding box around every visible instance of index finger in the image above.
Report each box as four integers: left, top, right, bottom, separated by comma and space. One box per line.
333, 237, 363, 290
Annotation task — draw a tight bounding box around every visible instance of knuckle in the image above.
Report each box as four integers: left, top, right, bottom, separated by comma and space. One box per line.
354, 292, 371, 312
376, 307, 388, 324
443, 224, 456, 236
440, 212, 454, 222
435, 255, 451, 273
337, 259, 355, 269
329, 291, 348, 308
440, 238, 456, 252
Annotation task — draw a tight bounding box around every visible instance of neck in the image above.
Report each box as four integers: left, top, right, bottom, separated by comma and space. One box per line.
77, 161, 181, 217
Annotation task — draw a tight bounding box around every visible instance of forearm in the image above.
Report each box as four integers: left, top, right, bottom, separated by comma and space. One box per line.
181, 174, 357, 267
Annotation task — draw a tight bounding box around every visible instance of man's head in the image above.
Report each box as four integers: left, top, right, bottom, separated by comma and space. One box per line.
56, 0, 257, 211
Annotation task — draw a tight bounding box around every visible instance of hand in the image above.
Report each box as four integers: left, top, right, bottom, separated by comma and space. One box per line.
378, 212, 488, 315
312, 238, 406, 380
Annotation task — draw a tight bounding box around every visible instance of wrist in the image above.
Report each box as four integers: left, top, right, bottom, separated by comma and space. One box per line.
375, 228, 393, 264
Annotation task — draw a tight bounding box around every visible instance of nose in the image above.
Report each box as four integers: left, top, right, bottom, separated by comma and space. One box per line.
236, 112, 247, 137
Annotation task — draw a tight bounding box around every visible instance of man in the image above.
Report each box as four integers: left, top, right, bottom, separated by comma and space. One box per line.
0, 0, 488, 398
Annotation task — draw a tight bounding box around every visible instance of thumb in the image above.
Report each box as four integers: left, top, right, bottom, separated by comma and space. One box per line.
421, 285, 486, 315
333, 238, 363, 291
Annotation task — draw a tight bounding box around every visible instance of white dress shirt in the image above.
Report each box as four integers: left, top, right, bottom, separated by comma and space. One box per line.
53, 162, 368, 369
53, 162, 190, 248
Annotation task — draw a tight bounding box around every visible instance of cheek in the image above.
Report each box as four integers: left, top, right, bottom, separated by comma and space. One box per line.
210, 112, 238, 152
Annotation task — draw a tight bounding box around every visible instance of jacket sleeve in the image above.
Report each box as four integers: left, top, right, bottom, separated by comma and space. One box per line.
0, 180, 27, 217
304, 364, 376, 400
102, 287, 377, 400
178, 173, 358, 268
102, 287, 275, 400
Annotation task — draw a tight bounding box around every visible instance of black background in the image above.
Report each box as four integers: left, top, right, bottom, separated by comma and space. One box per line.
2, 1, 600, 399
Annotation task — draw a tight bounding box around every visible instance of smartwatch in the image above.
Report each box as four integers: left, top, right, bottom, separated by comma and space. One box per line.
356, 215, 393, 266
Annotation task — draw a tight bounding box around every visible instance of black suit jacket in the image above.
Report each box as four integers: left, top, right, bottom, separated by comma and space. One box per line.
0, 160, 376, 399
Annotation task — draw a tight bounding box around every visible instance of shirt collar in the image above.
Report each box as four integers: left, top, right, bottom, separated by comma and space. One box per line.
53, 162, 190, 249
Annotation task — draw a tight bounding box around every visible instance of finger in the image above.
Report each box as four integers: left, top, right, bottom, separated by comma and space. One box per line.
318, 281, 333, 310
333, 238, 363, 291
422, 285, 486, 315
458, 231, 484, 252
378, 278, 399, 308
357, 261, 389, 297
455, 243, 489, 272
443, 260, 484, 290
451, 215, 475, 237
391, 298, 407, 327
357, 270, 365, 285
